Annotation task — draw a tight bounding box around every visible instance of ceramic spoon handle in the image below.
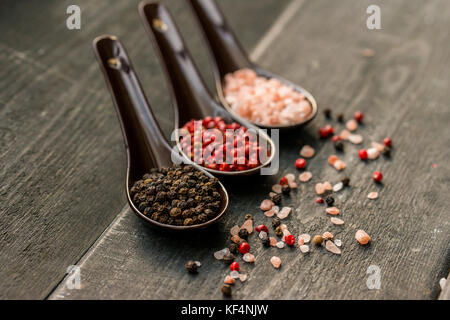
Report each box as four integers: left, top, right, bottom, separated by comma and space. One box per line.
93, 35, 173, 169
188, 0, 253, 77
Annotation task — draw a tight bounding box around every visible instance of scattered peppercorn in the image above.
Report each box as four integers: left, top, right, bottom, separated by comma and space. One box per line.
262, 237, 271, 247
383, 137, 392, 147
313, 235, 324, 245
272, 218, 281, 229
130, 164, 221, 226
230, 262, 240, 272
332, 135, 341, 142
295, 158, 307, 170
359, 149, 368, 160
373, 171, 383, 182
354, 111, 364, 122
229, 243, 238, 254
323, 109, 332, 119
223, 253, 235, 265
285, 234, 296, 246
244, 214, 253, 220
315, 197, 324, 204
319, 125, 334, 138
255, 225, 269, 233
239, 242, 250, 254
325, 196, 335, 207
270, 193, 282, 205
381, 146, 391, 157
238, 228, 249, 239
281, 184, 291, 194
279, 177, 288, 185
221, 284, 232, 297
185, 260, 198, 274
337, 113, 344, 123
275, 226, 283, 237
334, 141, 344, 152
341, 177, 350, 187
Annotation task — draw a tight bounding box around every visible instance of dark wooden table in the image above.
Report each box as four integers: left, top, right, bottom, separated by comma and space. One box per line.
0, 0, 449, 300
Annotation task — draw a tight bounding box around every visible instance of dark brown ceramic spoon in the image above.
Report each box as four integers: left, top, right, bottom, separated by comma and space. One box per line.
93, 35, 228, 230
139, 1, 275, 176
187, 0, 318, 130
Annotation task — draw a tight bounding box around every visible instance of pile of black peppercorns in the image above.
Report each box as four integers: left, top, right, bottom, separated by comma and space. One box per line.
130, 164, 222, 226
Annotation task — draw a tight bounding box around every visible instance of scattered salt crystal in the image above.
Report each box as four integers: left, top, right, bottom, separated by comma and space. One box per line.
362, 48, 376, 57
276, 241, 285, 249
260, 199, 274, 211
272, 184, 282, 194
367, 147, 379, 159
289, 182, 298, 189
325, 240, 341, 255
194, 261, 202, 267
224, 275, 235, 284
299, 245, 310, 253
230, 270, 240, 279
334, 239, 342, 247
326, 207, 340, 215
230, 225, 240, 236
259, 231, 268, 240
355, 229, 371, 245
298, 238, 305, 246
299, 171, 312, 182
439, 278, 447, 290
277, 207, 292, 219
367, 192, 379, 200
323, 231, 334, 240
300, 145, 315, 158
241, 219, 253, 234
282, 229, 291, 237
372, 142, 385, 152
270, 256, 282, 269
349, 134, 363, 144
346, 119, 358, 132
214, 248, 229, 260
243, 253, 255, 263
264, 210, 275, 217
323, 181, 333, 191
315, 183, 326, 195
231, 235, 241, 243
272, 206, 280, 214
334, 160, 346, 171
269, 192, 277, 198
328, 155, 338, 166
269, 237, 277, 247
299, 234, 311, 243
333, 182, 344, 192
330, 217, 345, 225
280, 224, 288, 231
340, 129, 351, 140
239, 274, 248, 282
285, 173, 295, 182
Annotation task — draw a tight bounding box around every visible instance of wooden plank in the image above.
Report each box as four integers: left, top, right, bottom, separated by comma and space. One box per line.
0, 0, 289, 299
50, 0, 450, 299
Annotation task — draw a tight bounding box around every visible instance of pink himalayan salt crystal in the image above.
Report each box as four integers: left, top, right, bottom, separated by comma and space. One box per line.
280, 224, 288, 231
299, 234, 311, 243
230, 271, 240, 279
272, 184, 282, 194
223, 68, 312, 126
243, 253, 255, 263
285, 173, 296, 182
367, 192, 379, 200
299, 245, 310, 253
325, 240, 342, 255
331, 217, 345, 225
299, 171, 312, 182
367, 148, 379, 159
276, 241, 285, 248
340, 129, 351, 140
224, 275, 235, 284
315, 183, 326, 195
362, 48, 376, 57
333, 159, 346, 171
241, 219, 253, 234
269, 237, 277, 247
323, 231, 334, 240
230, 225, 240, 236
346, 119, 358, 131
298, 238, 305, 246
239, 274, 248, 282
372, 142, 385, 152
264, 209, 275, 217
282, 229, 291, 237
326, 207, 340, 215
231, 235, 241, 243
269, 192, 277, 198
355, 229, 371, 245
323, 181, 333, 191
270, 256, 282, 269
289, 182, 298, 189
328, 155, 338, 166
300, 145, 315, 158
277, 207, 292, 219
260, 199, 274, 211
349, 134, 363, 145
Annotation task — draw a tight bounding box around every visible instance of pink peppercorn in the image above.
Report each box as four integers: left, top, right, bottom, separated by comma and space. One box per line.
359, 149, 368, 160
239, 242, 250, 254
373, 171, 383, 182
284, 234, 296, 246
230, 262, 240, 272
315, 197, 324, 204
354, 111, 364, 122
383, 137, 392, 147
255, 225, 269, 233
279, 177, 288, 186
295, 158, 307, 170
332, 135, 341, 142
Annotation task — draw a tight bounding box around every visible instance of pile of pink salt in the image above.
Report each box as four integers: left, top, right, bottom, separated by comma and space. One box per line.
223, 68, 312, 126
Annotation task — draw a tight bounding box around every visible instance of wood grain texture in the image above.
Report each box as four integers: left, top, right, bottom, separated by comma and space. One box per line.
50, 0, 450, 300
0, 0, 289, 299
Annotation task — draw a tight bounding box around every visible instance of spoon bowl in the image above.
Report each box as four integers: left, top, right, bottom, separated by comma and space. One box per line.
139, 2, 276, 176
93, 35, 229, 230
188, 0, 318, 130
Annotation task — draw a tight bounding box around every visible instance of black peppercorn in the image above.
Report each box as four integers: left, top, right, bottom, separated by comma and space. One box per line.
262, 237, 271, 247
341, 177, 350, 187
281, 184, 291, 195
238, 228, 249, 239
334, 141, 344, 152
221, 285, 232, 297
185, 260, 198, 274
244, 214, 253, 220
229, 243, 238, 254
272, 218, 281, 229
323, 108, 332, 119
337, 113, 344, 123
223, 253, 235, 265
275, 226, 283, 237
325, 196, 335, 207
270, 193, 282, 205
381, 146, 391, 157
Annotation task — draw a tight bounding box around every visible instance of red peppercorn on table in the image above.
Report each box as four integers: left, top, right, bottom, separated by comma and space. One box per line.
0, 0, 449, 300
